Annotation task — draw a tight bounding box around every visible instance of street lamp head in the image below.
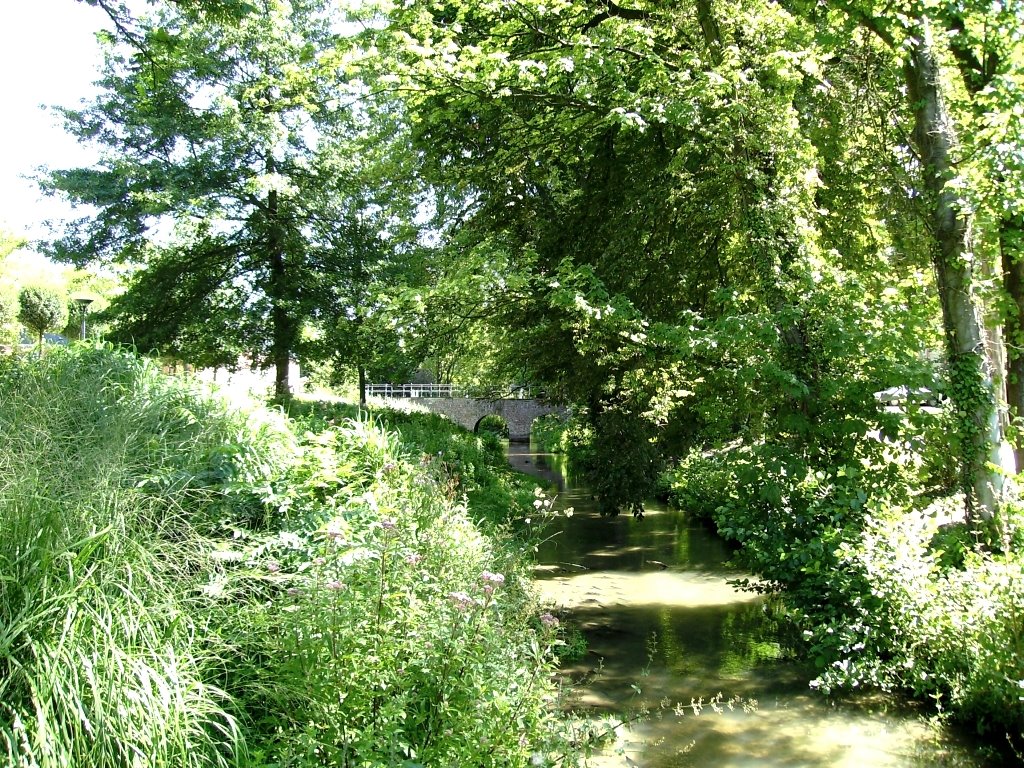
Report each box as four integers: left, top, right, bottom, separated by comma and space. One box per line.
74, 297, 95, 341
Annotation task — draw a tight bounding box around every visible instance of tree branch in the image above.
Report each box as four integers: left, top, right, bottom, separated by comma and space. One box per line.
582, 1, 653, 31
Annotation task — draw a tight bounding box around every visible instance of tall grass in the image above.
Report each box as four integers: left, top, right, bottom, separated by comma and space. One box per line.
0, 347, 278, 767
0, 347, 582, 767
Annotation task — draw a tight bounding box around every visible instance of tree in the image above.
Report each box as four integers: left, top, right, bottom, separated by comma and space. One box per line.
358, 0, 1020, 521
18, 286, 69, 354
807, 0, 1022, 519
46, 0, 370, 398
359, 0, 931, 511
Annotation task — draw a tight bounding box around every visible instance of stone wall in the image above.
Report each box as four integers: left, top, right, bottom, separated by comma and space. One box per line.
404, 397, 567, 441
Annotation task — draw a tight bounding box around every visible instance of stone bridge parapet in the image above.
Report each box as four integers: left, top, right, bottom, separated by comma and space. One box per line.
391, 397, 567, 441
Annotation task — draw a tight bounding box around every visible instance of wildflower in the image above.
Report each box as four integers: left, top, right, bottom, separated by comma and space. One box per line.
286, 587, 302, 597
539, 612, 559, 628
380, 517, 398, 531
313, 556, 327, 566
447, 590, 477, 612
480, 570, 505, 586
324, 521, 346, 542
564, 507, 574, 518
265, 561, 282, 573
405, 552, 423, 565
326, 580, 344, 591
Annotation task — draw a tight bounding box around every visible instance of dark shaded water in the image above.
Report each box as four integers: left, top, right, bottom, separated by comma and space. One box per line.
508, 442, 998, 768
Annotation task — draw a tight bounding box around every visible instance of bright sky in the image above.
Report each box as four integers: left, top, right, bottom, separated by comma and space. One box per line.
0, 0, 110, 242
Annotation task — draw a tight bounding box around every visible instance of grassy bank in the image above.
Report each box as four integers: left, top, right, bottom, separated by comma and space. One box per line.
0, 347, 582, 767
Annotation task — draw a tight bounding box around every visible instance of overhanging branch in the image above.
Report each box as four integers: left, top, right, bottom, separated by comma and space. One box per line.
583, 0, 653, 31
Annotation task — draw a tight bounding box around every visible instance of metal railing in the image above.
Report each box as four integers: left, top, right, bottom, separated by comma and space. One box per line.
367, 384, 466, 399
367, 384, 537, 400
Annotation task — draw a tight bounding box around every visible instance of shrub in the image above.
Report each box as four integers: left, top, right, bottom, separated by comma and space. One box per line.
220, 419, 569, 766
531, 413, 569, 453
674, 428, 1024, 742
661, 447, 735, 519
812, 513, 1024, 739
17, 286, 68, 350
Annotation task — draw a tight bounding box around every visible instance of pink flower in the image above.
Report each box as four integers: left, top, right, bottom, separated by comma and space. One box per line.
447, 590, 477, 612
480, 570, 505, 587
539, 613, 559, 628
265, 561, 282, 573
326, 580, 344, 591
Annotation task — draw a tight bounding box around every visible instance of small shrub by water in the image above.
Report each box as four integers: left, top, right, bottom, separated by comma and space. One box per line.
0, 347, 586, 767
661, 438, 1024, 749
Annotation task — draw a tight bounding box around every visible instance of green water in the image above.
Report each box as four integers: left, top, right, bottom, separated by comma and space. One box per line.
508, 442, 999, 768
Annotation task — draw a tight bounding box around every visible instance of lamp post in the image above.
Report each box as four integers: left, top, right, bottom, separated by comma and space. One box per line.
74, 297, 94, 341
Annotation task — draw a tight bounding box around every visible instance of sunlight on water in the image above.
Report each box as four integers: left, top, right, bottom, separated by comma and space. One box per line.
535, 570, 763, 610
508, 442, 999, 768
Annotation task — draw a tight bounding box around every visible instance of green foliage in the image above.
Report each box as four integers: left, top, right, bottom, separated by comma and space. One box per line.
46, 0, 427, 396
812, 513, 1024, 738
224, 421, 566, 766
0, 233, 23, 345
285, 397, 536, 529
531, 413, 569, 454
477, 413, 509, 438
17, 285, 69, 348
662, 449, 735, 520
0, 347, 582, 767
571, 406, 663, 518
0, 346, 266, 766
667, 432, 1024, 739
0, 289, 16, 346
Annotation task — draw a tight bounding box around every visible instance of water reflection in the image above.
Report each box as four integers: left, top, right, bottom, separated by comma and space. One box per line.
509, 442, 997, 768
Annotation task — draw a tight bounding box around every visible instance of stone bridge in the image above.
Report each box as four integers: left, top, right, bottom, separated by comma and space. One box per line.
375, 392, 567, 441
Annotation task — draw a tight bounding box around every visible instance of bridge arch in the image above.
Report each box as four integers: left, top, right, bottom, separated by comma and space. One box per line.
377, 394, 567, 441
473, 414, 509, 437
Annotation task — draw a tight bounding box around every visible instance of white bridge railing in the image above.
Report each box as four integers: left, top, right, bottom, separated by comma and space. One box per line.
367, 384, 536, 400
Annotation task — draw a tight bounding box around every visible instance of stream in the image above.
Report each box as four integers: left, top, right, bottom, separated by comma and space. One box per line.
506, 441, 998, 768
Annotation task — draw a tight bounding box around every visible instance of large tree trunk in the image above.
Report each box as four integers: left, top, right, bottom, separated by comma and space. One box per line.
904, 22, 1009, 520
267, 186, 293, 400
1001, 218, 1024, 468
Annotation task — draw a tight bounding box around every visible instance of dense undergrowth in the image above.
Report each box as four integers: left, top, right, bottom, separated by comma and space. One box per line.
539, 404, 1024, 750
0, 347, 586, 767
663, 439, 1024, 750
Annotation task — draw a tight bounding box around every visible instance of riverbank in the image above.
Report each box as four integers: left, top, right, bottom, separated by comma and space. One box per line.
514, 444, 1002, 767
0, 347, 580, 767
533, 411, 1024, 754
